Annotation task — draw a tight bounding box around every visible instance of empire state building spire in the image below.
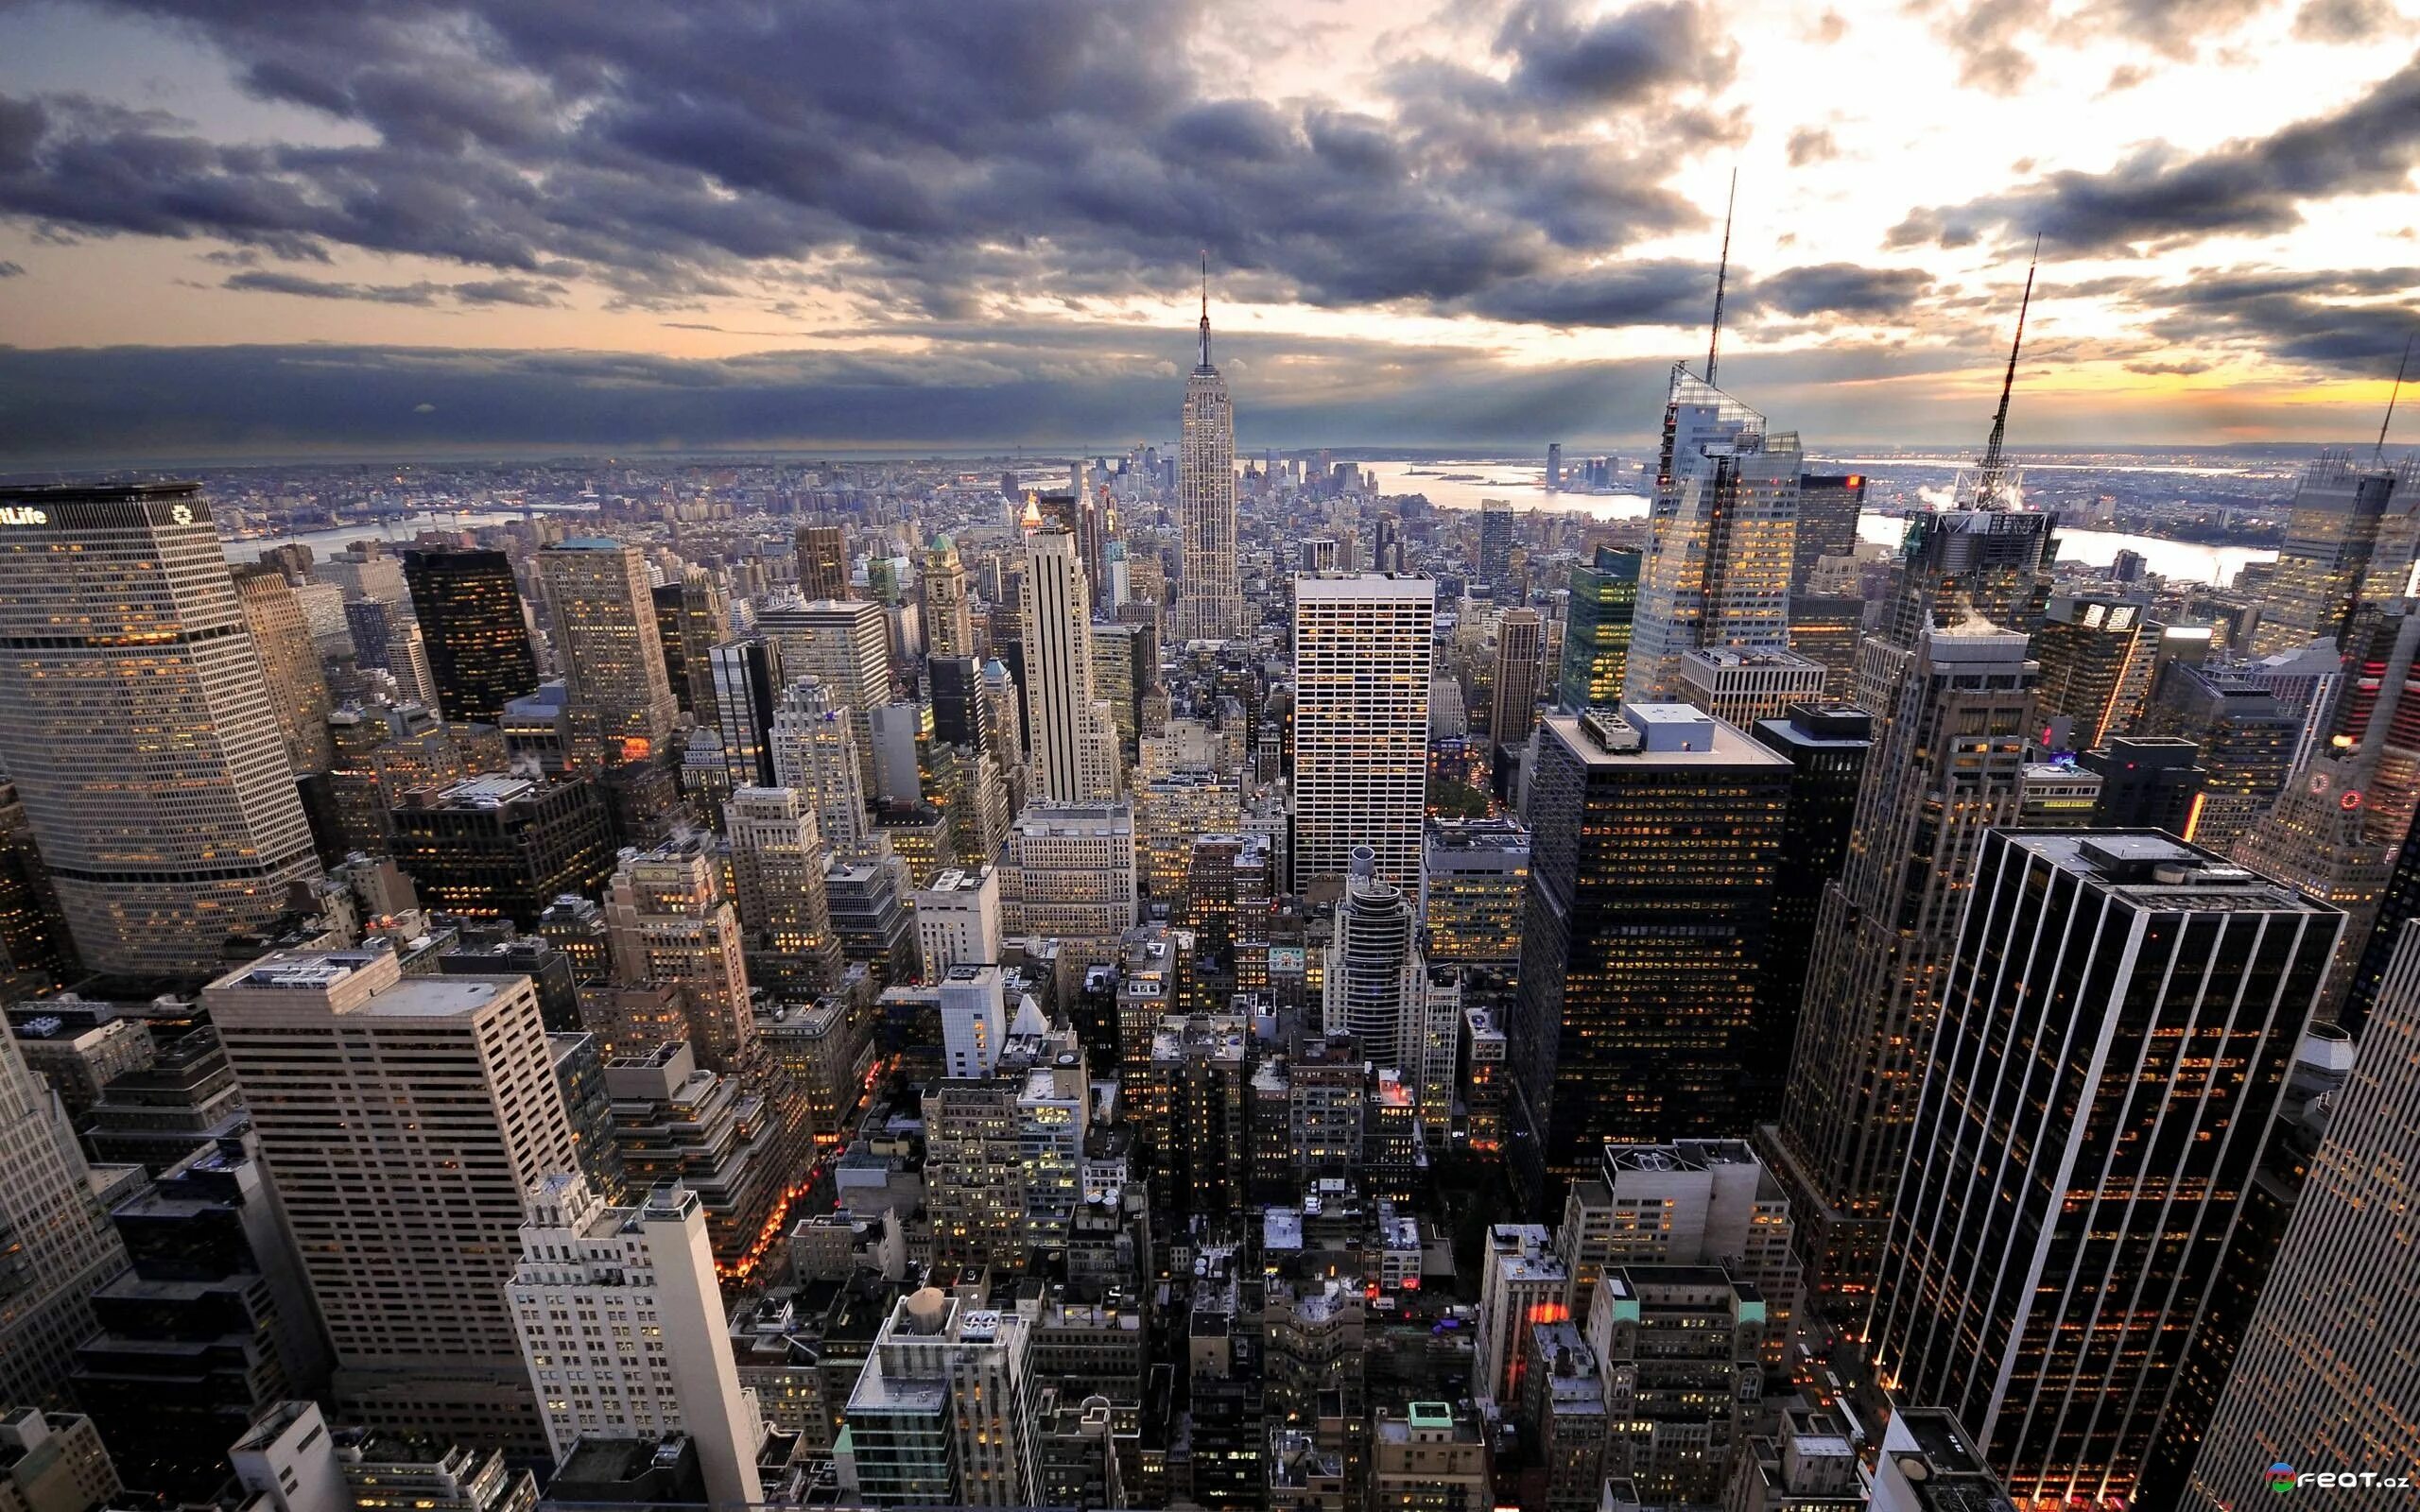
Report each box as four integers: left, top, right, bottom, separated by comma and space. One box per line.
1178, 259, 1242, 642
1198, 250, 1213, 371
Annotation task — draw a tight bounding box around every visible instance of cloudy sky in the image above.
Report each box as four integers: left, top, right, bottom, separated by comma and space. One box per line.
1, 0, 2416, 460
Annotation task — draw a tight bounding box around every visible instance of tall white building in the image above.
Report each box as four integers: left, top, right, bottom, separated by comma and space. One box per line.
1021, 527, 1121, 802
843, 1287, 1037, 1507
510, 1173, 767, 1505
1177, 286, 1241, 643
769, 677, 869, 853
940, 963, 1008, 1079
1292, 575, 1434, 890
209, 948, 577, 1453
0, 1025, 129, 1406
0, 483, 322, 976
723, 785, 840, 988
1322, 847, 1425, 1072
756, 597, 892, 795
913, 865, 1002, 973
1624, 369, 1802, 702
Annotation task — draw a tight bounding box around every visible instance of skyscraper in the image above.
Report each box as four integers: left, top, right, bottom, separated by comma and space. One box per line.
1868, 832, 2339, 1504
922, 538, 977, 661
2249, 452, 2419, 656
708, 637, 781, 790
1767, 622, 2036, 1319
1020, 526, 1121, 802
537, 539, 679, 768
2030, 591, 2156, 751
1555, 546, 1641, 711
1509, 705, 1789, 1207
0, 1023, 130, 1406
603, 835, 754, 1071
2187, 917, 2420, 1506
510, 1174, 767, 1504
1747, 704, 1871, 1125
724, 784, 840, 992
652, 569, 727, 725
1292, 575, 1434, 890
210, 948, 577, 1453
1478, 500, 1514, 597
1177, 277, 1241, 643
756, 595, 892, 796
1623, 369, 1802, 702
1790, 472, 1866, 593
1489, 609, 1545, 752
793, 524, 850, 602
403, 548, 540, 725
232, 564, 337, 774
1322, 847, 1425, 1073
768, 677, 868, 854
0, 483, 321, 976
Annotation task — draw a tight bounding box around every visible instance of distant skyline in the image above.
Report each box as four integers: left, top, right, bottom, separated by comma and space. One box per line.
3, 0, 2419, 459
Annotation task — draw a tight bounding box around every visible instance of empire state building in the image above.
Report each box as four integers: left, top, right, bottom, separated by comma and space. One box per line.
1177, 272, 1241, 643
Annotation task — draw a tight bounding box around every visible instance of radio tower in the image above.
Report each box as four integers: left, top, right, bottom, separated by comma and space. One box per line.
1970, 235, 2039, 510
1705, 170, 1737, 387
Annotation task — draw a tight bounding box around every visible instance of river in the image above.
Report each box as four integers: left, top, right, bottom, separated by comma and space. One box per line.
217, 507, 598, 562
1357, 459, 2275, 589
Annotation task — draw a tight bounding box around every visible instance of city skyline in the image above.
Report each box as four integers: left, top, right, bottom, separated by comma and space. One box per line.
2, 1, 2419, 460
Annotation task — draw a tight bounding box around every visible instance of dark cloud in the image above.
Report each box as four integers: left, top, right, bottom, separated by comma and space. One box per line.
1754, 263, 1935, 318
2294, 0, 2397, 40
1787, 127, 1838, 167
2127, 266, 2420, 369
222, 269, 565, 306
1925, 0, 2270, 90
0, 0, 1736, 321
1891, 52, 2420, 254
0, 261, 23, 278
2125, 359, 2213, 374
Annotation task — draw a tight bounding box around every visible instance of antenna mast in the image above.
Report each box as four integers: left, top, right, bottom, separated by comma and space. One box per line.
1974, 234, 2039, 509
2377, 335, 2413, 465
1198, 251, 1212, 370
1705, 170, 1737, 387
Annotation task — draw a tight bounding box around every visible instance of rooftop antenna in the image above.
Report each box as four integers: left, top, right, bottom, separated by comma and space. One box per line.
1199, 250, 1212, 370
2377, 335, 2412, 465
1974, 233, 2040, 510
1704, 170, 1737, 387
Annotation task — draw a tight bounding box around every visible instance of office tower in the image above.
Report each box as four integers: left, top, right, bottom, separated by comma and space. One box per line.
1747, 704, 1872, 1124
2320, 603, 2420, 838
1478, 500, 1514, 595
2186, 919, 2420, 1504
2081, 733, 2205, 832
1177, 281, 1241, 643
1490, 608, 1546, 751
923, 1074, 1023, 1266
233, 564, 337, 773
1546, 442, 1564, 490
757, 595, 891, 794
210, 948, 577, 1452
708, 637, 781, 790
72, 1135, 332, 1497
1021, 527, 1121, 801
1726, 1408, 1863, 1512
1293, 575, 1434, 890
1371, 1403, 1491, 1512
601, 1040, 805, 1280
604, 835, 753, 1071
793, 524, 849, 601
537, 540, 679, 768
843, 1287, 1037, 1507
2138, 662, 2301, 850
228, 1400, 536, 1512
1180, 832, 1270, 1002
768, 678, 868, 853
1790, 472, 1866, 593
824, 846, 917, 984
1135, 767, 1239, 900
0, 1409, 119, 1512
724, 785, 841, 991
869, 700, 925, 805
1558, 1140, 1801, 1366
1509, 705, 1788, 1205
912, 865, 1001, 972
1555, 546, 1641, 711
1767, 623, 2035, 1318
922, 539, 976, 661
0, 783, 74, 1000
1624, 369, 1801, 701
2250, 451, 2419, 655
1586, 1266, 1764, 1504
2031, 592, 2156, 750
1001, 801, 1136, 949
0, 483, 322, 977
652, 570, 727, 724
937, 962, 1010, 1078
1859, 507, 2057, 712
1675, 647, 1828, 729
403, 548, 540, 725
1322, 847, 1424, 1069
1420, 817, 1530, 970
388, 774, 615, 927
1783, 593, 1862, 699
1301, 538, 1339, 575
510, 1174, 766, 1504
0, 1025, 129, 1406
1475, 1224, 1568, 1404
1091, 621, 1153, 749
1868, 833, 2339, 1504
928, 656, 989, 755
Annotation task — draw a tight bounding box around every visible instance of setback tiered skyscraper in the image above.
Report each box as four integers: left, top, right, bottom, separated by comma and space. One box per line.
0, 483, 321, 976
231, 564, 337, 775
1177, 279, 1241, 643
537, 539, 679, 767
1766, 621, 2037, 1320
0, 1023, 130, 1406
1868, 832, 2339, 1505
1623, 369, 1802, 702
1292, 574, 1434, 890
403, 547, 540, 725
1509, 704, 1789, 1208
1021, 525, 1121, 802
